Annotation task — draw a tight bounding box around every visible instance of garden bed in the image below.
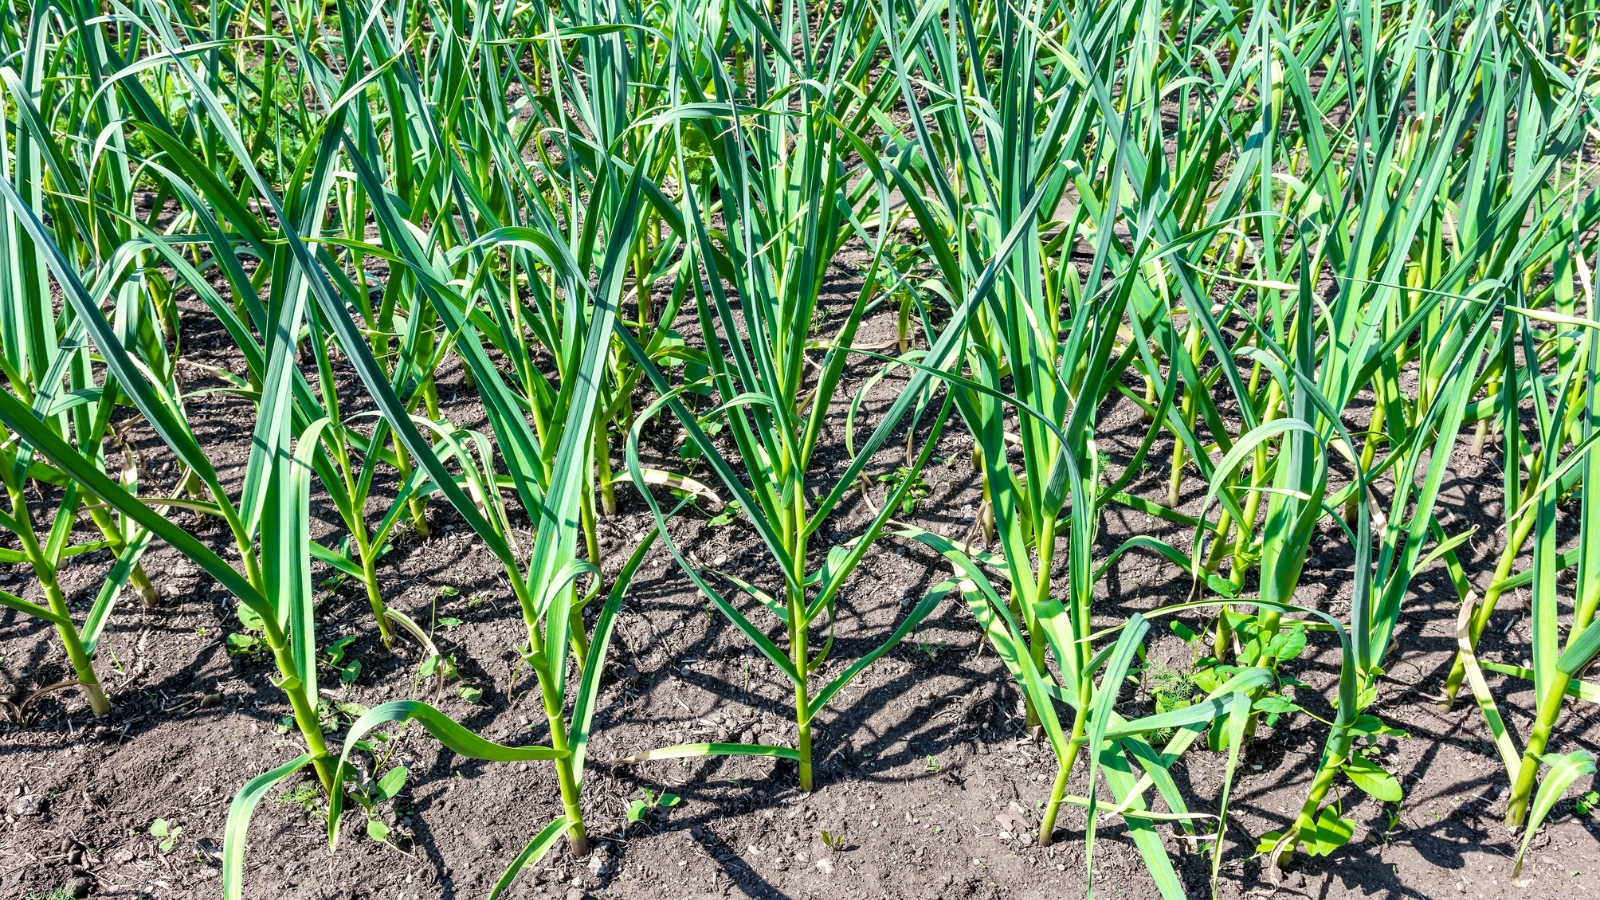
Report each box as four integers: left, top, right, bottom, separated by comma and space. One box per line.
3, 302, 1596, 900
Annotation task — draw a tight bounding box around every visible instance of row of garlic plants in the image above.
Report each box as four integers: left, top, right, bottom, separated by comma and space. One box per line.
2, 0, 1598, 894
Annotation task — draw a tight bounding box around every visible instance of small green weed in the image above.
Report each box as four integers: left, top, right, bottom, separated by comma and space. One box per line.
626, 789, 681, 823
149, 818, 182, 853
877, 467, 931, 516
1144, 663, 1194, 743
273, 782, 323, 817
1576, 790, 1599, 816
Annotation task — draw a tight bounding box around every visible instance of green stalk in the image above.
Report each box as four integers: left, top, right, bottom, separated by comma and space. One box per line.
1038, 698, 1089, 846
392, 436, 430, 539
1167, 321, 1206, 510
518, 577, 590, 856
1344, 380, 1383, 525
80, 503, 160, 606
790, 479, 814, 791
354, 531, 395, 648
1505, 674, 1570, 829
595, 420, 618, 519
1440, 478, 1540, 706
792, 581, 814, 793
267, 638, 336, 793
0, 467, 109, 714
1203, 507, 1235, 573
32, 557, 111, 716
1470, 362, 1504, 456
1024, 516, 1060, 730
635, 223, 654, 329
897, 291, 913, 355
975, 446, 995, 543
1283, 722, 1355, 848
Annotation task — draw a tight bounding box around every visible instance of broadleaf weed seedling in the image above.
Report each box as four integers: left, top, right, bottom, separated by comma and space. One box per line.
626, 789, 682, 824
149, 819, 182, 854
